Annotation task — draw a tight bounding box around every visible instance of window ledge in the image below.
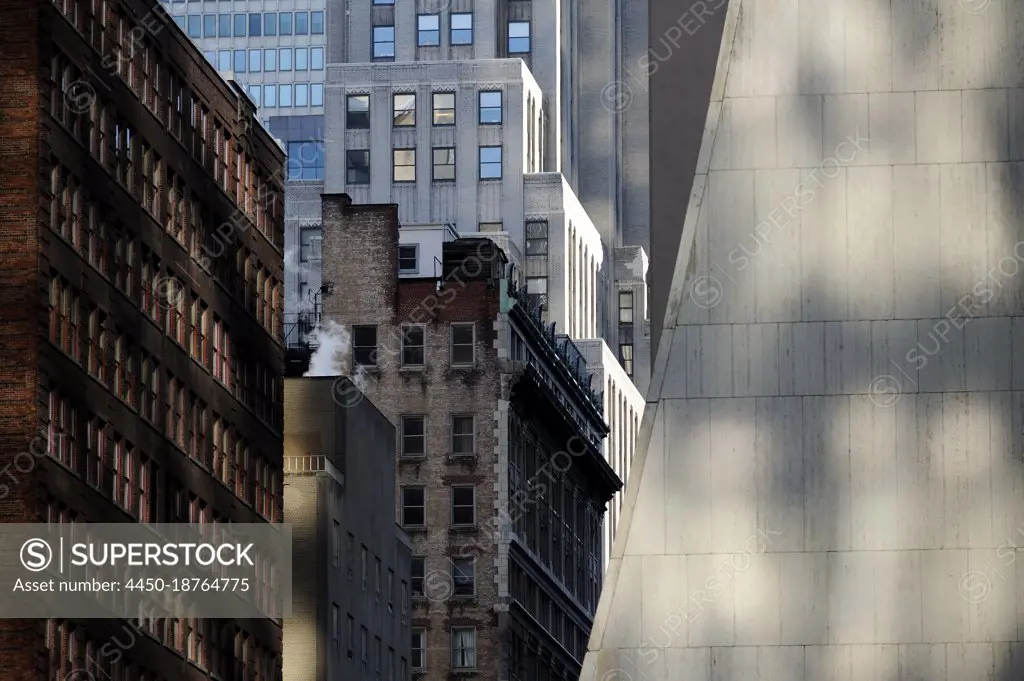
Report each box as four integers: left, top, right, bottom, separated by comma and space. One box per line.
449, 525, 477, 534
447, 453, 477, 464
400, 455, 426, 464
399, 365, 426, 373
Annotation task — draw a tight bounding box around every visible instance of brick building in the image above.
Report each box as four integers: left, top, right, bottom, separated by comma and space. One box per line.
0, 0, 285, 679
316, 194, 622, 681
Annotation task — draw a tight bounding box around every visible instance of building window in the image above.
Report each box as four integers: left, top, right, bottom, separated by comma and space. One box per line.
248, 49, 261, 72
401, 486, 426, 527
187, 14, 201, 38
202, 14, 216, 37
451, 629, 476, 669
411, 630, 426, 671
526, 276, 547, 312
279, 48, 292, 70
432, 148, 455, 181
398, 245, 418, 274
432, 92, 455, 125
312, 84, 325, 106
411, 557, 425, 597
353, 326, 377, 366
508, 21, 530, 53
287, 141, 324, 180
401, 325, 425, 365
451, 557, 475, 597
233, 13, 246, 36
296, 83, 309, 107
387, 569, 394, 612
347, 615, 355, 659
311, 10, 324, 33
346, 95, 370, 129
280, 84, 293, 107
401, 416, 425, 457
451, 486, 475, 526
479, 222, 503, 232
361, 545, 368, 590
479, 91, 502, 124
451, 415, 474, 455
417, 14, 440, 46
218, 50, 230, 71
332, 604, 340, 648
361, 627, 368, 667
620, 344, 634, 377
311, 47, 325, 70
374, 0, 394, 6
218, 13, 231, 37
450, 323, 474, 365
346, 150, 370, 184
295, 47, 309, 70
249, 12, 261, 35
233, 49, 246, 72
373, 25, 396, 59
479, 146, 502, 179
263, 84, 277, 107
279, 11, 293, 34
619, 291, 634, 323
393, 93, 416, 126
526, 221, 548, 255
332, 520, 341, 566
263, 12, 277, 35
375, 557, 382, 600
392, 149, 416, 182
299, 227, 321, 262
294, 10, 309, 34
451, 13, 473, 44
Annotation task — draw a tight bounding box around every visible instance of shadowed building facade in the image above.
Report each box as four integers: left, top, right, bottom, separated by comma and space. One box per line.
583, 0, 1024, 679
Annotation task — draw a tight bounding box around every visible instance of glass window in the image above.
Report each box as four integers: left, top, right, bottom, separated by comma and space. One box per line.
311, 10, 324, 34
279, 47, 292, 71
373, 0, 394, 5
373, 25, 395, 59
294, 11, 308, 34
263, 12, 277, 35
393, 94, 416, 126
450, 324, 474, 364
411, 557, 425, 597
479, 146, 502, 179
186, 14, 201, 38
279, 84, 293, 107
248, 49, 261, 72
411, 630, 426, 670
432, 148, 455, 181
417, 14, 440, 46
173, 15, 185, 30
202, 14, 216, 37
230, 13, 244, 36
311, 84, 324, 106
287, 141, 324, 180
479, 91, 502, 123
295, 47, 308, 70
393, 150, 416, 183
451, 415, 474, 454
233, 49, 246, 73
264, 48, 276, 71
249, 13, 261, 36
279, 11, 292, 35
204, 50, 215, 64
508, 21, 530, 53
217, 50, 230, 71
247, 85, 261, 107
619, 290, 634, 323
346, 150, 370, 184
451, 13, 472, 45
263, 84, 277, 107
295, 83, 309, 107
311, 46, 324, 70
451, 630, 476, 669
525, 220, 548, 255
432, 92, 455, 125
353, 326, 378, 366
401, 416, 425, 457
451, 557, 475, 595
346, 95, 369, 129
218, 13, 230, 37
451, 486, 475, 526
398, 245, 418, 273
401, 486, 425, 527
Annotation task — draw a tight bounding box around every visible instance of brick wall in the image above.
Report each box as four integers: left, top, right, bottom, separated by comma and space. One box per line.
321, 196, 506, 681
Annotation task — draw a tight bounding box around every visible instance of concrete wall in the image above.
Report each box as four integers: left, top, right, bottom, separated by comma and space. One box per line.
583, 0, 1024, 680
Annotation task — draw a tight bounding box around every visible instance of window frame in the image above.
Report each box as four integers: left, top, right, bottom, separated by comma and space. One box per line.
449, 322, 475, 366
450, 414, 475, 456
450, 13, 473, 45
451, 556, 475, 597
346, 149, 370, 185
507, 21, 530, 53
400, 323, 425, 365
432, 92, 456, 126
450, 485, 475, 527
401, 485, 426, 528
411, 629, 426, 671
417, 14, 440, 46
392, 148, 416, 183
346, 95, 370, 129
411, 556, 425, 598
373, 25, 396, 59
400, 415, 426, 458
479, 91, 502, 124
398, 245, 418, 274
432, 147, 455, 181
353, 325, 378, 366
450, 628, 476, 670
478, 145, 502, 179
392, 93, 416, 127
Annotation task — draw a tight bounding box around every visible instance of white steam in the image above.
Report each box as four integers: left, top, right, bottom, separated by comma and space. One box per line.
304, 319, 350, 377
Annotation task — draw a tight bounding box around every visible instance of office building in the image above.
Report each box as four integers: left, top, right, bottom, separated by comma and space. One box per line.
283, 377, 411, 681
0, 0, 286, 678
583, 2, 1024, 681
319, 195, 622, 681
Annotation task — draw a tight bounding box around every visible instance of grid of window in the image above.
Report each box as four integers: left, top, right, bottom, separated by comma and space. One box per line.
417, 14, 440, 46
450, 323, 474, 365
374, 25, 396, 59
286, 141, 324, 180
432, 92, 455, 125
346, 150, 370, 184
401, 325, 425, 364
393, 94, 416, 126
508, 21, 531, 53
451, 415, 474, 455
401, 416, 425, 457
432, 148, 455, 181
191, 11, 324, 37
353, 325, 377, 366
451, 13, 473, 44
401, 487, 425, 527
451, 486, 475, 526
479, 92, 502, 122
247, 83, 323, 109
479, 146, 502, 179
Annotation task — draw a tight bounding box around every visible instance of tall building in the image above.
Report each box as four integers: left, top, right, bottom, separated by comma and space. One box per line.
0, 0, 286, 678
583, 2, 1024, 681
283, 377, 412, 681
319, 195, 622, 681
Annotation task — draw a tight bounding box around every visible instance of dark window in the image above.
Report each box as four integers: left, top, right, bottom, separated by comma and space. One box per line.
451, 486, 475, 526
508, 21, 530, 53
346, 95, 370, 129
398, 245, 418, 273
202, 14, 216, 37
218, 13, 231, 37
479, 91, 502, 124
294, 10, 308, 34
286, 141, 324, 180
451, 415, 474, 455
346, 150, 370, 184
411, 630, 426, 670
411, 557, 425, 596
186, 14, 201, 37
452, 557, 475, 596
393, 149, 416, 182
417, 14, 440, 46
393, 94, 416, 126
401, 416, 425, 457
450, 324, 474, 365
401, 325, 424, 365
233, 13, 246, 36
402, 487, 425, 527
432, 92, 455, 125
451, 13, 473, 44
353, 326, 377, 366
248, 13, 261, 36
373, 26, 395, 59
525, 220, 548, 255
451, 629, 476, 669
432, 148, 455, 181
